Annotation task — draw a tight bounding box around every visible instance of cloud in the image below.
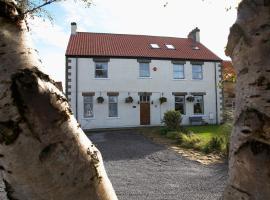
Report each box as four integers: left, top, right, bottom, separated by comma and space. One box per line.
29, 17, 69, 49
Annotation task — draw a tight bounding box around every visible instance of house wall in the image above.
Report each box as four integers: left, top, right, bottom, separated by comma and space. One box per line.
66, 57, 222, 129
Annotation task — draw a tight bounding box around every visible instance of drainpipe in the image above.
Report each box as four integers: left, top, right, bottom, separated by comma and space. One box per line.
214, 62, 218, 125
75, 57, 78, 120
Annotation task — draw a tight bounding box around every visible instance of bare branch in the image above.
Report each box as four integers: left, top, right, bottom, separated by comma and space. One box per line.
21, 0, 58, 16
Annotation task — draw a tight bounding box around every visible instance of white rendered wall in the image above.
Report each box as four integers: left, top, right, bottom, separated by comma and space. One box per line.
66, 57, 222, 129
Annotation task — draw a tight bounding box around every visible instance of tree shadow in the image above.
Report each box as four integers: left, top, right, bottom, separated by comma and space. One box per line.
88, 130, 166, 161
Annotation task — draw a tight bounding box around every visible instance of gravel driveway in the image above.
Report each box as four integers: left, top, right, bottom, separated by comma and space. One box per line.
89, 130, 227, 200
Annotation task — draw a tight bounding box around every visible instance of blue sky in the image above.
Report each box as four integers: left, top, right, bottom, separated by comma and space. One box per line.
30, 0, 238, 88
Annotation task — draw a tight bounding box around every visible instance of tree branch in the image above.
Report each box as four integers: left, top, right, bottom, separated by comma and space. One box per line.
21, 0, 58, 16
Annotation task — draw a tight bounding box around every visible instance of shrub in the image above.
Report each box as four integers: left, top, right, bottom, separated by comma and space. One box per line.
166, 131, 183, 140
203, 137, 224, 154
163, 110, 182, 130
160, 127, 170, 135
125, 96, 133, 103
178, 134, 201, 149
159, 97, 167, 104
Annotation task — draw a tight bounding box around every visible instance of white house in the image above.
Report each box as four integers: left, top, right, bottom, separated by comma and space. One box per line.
65, 23, 223, 130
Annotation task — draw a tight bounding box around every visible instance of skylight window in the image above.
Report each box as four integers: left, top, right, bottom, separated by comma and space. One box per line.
150, 44, 160, 49
165, 44, 175, 49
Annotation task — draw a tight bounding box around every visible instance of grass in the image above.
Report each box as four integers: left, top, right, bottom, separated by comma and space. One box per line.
185, 125, 228, 146
160, 124, 232, 155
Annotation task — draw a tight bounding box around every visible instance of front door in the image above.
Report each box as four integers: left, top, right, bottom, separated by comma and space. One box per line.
140, 95, 150, 125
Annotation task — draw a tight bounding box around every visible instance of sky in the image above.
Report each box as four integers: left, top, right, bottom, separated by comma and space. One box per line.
29, 0, 239, 89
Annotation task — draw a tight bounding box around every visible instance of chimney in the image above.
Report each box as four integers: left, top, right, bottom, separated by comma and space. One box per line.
71, 22, 77, 35
188, 27, 200, 43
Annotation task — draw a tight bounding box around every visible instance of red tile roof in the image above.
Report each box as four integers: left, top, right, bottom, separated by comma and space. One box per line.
222, 61, 236, 81
66, 32, 221, 61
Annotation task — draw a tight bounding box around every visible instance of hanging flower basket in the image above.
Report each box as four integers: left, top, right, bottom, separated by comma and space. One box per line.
186, 95, 195, 102
125, 96, 133, 103
159, 97, 167, 104
97, 96, 104, 103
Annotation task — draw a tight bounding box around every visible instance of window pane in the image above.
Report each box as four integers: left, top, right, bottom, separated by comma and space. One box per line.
192, 65, 202, 79
109, 103, 118, 117
173, 64, 184, 79
95, 63, 108, 78
194, 96, 204, 114
109, 96, 117, 103
192, 65, 202, 72
192, 72, 202, 79
175, 96, 184, 103
175, 103, 184, 114
84, 96, 93, 118
84, 96, 93, 103
175, 96, 185, 114
139, 63, 150, 77
109, 96, 118, 117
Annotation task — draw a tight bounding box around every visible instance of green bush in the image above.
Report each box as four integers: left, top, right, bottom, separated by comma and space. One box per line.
160, 127, 170, 135
203, 137, 224, 154
163, 110, 182, 130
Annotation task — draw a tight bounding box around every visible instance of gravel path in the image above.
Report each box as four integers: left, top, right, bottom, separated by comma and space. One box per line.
89, 130, 227, 200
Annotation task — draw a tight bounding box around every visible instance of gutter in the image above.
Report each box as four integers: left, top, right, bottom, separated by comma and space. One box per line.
65, 56, 68, 97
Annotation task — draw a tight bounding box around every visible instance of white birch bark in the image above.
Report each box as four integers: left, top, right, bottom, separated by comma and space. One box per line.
0, 1, 118, 199
223, 0, 270, 199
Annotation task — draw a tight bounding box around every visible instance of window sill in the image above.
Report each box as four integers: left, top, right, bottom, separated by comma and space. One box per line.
191, 79, 203, 81
107, 117, 120, 119
94, 78, 110, 80
82, 117, 95, 120
172, 78, 187, 81
138, 77, 152, 79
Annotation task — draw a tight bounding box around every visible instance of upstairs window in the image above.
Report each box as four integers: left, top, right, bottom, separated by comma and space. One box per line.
173, 64, 185, 79
192, 65, 203, 80
95, 62, 108, 78
83, 96, 94, 118
150, 44, 160, 49
165, 44, 175, 49
194, 95, 204, 114
175, 96, 185, 114
139, 62, 150, 77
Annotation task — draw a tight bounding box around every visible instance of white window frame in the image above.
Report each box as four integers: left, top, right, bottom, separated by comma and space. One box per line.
95, 62, 108, 78
175, 96, 185, 115
165, 44, 175, 49
173, 64, 185, 79
192, 65, 203, 80
150, 43, 160, 49
139, 62, 150, 78
193, 95, 204, 115
108, 96, 118, 117
83, 96, 94, 118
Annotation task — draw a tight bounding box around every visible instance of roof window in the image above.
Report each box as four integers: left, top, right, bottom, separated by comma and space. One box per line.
165, 44, 175, 49
150, 44, 160, 49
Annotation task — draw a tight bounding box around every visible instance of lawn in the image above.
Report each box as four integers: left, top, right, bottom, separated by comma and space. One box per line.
161, 124, 232, 155
185, 125, 229, 146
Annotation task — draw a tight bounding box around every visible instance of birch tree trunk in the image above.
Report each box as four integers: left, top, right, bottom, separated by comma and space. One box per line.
0, 1, 118, 200
223, 0, 270, 199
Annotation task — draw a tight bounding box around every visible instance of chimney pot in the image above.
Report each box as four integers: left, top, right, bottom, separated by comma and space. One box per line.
188, 27, 200, 43
71, 22, 77, 35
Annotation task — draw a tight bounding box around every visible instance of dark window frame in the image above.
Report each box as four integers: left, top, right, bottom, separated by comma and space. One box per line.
175, 95, 186, 115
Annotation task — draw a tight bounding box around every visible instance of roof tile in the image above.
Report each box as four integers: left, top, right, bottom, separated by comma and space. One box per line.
66, 32, 221, 61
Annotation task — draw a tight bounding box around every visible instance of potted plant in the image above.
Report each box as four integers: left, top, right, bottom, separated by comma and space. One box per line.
125, 96, 133, 103
186, 95, 195, 102
159, 97, 167, 104
97, 96, 104, 103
